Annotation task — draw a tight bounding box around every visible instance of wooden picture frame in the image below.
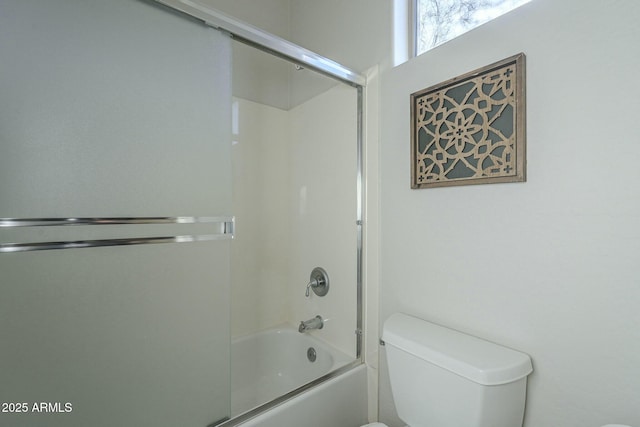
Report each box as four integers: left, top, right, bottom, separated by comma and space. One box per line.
411, 53, 526, 189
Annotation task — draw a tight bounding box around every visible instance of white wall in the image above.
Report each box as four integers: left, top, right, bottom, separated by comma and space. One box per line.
230, 84, 359, 360
199, 0, 292, 109
289, 0, 391, 73
209, 1, 361, 363
231, 98, 291, 338
201, 0, 391, 75
197, 0, 290, 39
379, 1, 640, 426
288, 0, 391, 107
288, 83, 359, 358
285, 2, 387, 418
199, 0, 391, 108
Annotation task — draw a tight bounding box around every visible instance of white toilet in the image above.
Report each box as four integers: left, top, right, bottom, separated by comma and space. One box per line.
363, 313, 534, 427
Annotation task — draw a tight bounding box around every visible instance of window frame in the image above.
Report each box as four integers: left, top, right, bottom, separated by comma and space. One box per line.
412, 0, 531, 57
409, 0, 419, 58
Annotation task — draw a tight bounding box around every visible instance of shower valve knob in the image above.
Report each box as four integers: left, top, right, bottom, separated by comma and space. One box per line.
305, 267, 329, 297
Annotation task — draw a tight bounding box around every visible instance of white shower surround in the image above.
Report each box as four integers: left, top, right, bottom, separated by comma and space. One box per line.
231, 86, 358, 359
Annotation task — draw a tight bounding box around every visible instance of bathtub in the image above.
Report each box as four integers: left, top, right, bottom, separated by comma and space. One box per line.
227, 324, 367, 427
231, 324, 352, 415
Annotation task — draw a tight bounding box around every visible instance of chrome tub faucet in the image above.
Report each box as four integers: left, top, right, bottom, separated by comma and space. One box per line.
298, 315, 323, 333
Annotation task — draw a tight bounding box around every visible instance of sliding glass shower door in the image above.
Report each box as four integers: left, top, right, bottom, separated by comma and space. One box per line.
0, 1, 232, 426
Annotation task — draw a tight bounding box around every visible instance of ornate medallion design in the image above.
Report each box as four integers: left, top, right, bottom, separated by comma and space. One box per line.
411, 53, 526, 188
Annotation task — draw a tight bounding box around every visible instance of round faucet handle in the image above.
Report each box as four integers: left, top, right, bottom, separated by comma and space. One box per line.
305, 279, 318, 297
306, 267, 329, 297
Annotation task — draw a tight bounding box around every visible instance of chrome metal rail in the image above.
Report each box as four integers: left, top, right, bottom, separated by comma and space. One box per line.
0, 216, 234, 253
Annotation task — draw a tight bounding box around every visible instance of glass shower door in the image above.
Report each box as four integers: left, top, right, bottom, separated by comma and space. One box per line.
0, 1, 232, 426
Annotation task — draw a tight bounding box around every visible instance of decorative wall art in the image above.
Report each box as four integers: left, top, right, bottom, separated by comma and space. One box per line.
410, 53, 526, 188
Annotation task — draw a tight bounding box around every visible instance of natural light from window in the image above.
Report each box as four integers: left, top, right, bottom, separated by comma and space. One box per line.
416, 0, 532, 55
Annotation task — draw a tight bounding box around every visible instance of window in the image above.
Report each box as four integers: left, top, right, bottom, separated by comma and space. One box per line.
415, 0, 531, 55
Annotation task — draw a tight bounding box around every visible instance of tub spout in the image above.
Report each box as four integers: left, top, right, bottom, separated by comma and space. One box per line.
298, 315, 323, 333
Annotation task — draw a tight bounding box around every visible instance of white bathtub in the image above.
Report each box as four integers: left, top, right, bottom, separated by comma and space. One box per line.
231, 324, 354, 417
236, 363, 368, 427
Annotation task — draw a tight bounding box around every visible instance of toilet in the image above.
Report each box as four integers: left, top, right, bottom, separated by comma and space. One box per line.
363, 313, 534, 427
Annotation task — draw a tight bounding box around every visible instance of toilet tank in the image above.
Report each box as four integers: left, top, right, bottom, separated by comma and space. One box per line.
382, 313, 533, 427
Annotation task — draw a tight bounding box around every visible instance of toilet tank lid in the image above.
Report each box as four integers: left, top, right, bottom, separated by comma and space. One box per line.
382, 313, 533, 386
